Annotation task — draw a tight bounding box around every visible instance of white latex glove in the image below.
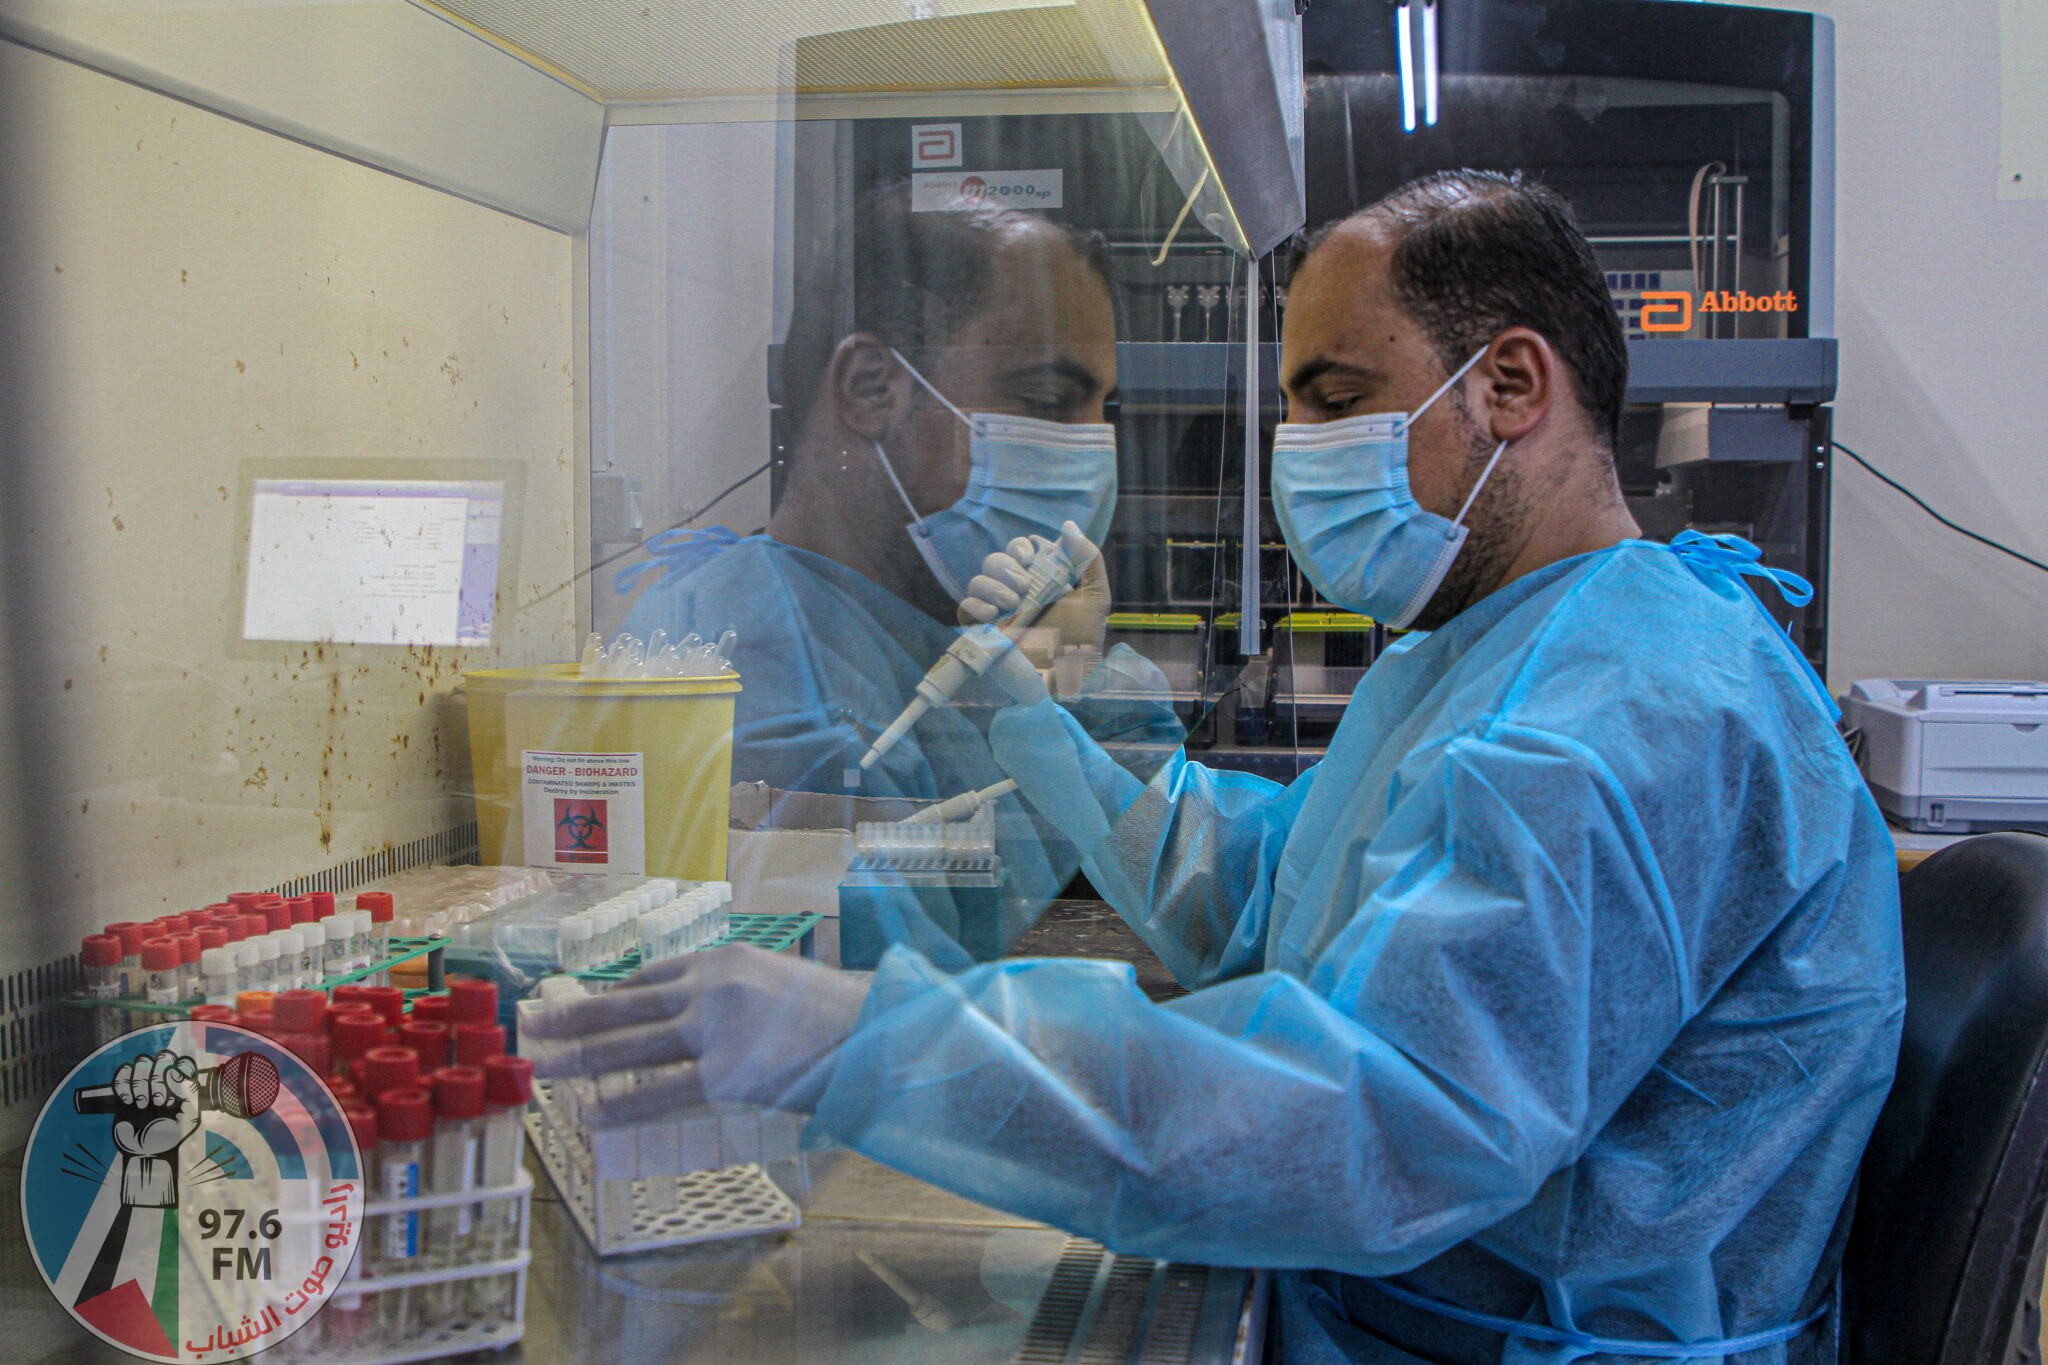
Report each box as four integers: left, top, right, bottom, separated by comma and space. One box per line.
958, 520, 1110, 653
521, 944, 868, 1123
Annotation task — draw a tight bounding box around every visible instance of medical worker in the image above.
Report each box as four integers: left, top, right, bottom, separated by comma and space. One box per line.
618, 185, 1140, 962
535, 171, 1905, 1362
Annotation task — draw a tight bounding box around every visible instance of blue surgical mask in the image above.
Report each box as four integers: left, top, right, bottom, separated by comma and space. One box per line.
872, 349, 1118, 602
1271, 347, 1507, 630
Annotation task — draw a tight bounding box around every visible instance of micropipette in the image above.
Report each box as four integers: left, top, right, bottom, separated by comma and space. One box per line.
852, 536, 1086, 783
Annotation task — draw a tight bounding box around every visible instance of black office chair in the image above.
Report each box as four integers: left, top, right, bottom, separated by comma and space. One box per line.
1845, 830, 2048, 1364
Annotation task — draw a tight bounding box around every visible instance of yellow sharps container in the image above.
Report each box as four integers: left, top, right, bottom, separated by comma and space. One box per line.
463, 665, 741, 882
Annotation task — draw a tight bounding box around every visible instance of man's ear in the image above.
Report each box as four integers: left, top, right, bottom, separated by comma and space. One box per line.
829, 335, 911, 442
1477, 327, 1555, 445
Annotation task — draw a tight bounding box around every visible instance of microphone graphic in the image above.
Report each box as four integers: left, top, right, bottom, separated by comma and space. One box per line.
72, 1051, 281, 1119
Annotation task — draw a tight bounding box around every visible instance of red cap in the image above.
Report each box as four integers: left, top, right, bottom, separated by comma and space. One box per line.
216, 917, 245, 944
189, 1004, 236, 1023
240, 915, 268, 942
330, 1013, 386, 1066
158, 914, 192, 936
376, 1088, 433, 1143
310, 891, 336, 919
398, 1019, 449, 1072
453, 1023, 506, 1068
236, 991, 275, 1015
483, 1055, 535, 1108
197, 926, 229, 951
432, 1065, 486, 1121
362, 1047, 421, 1103
205, 902, 237, 917
409, 995, 450, 1024
447, 977, 498, 1025
227, 892, 265, 912
282, 1031, 329, 1073
238, 1008, 274, 1036
326, 1077, 359, 1102
257, 894, 286, 910
106, 922, 147, 956
141, 938, 180, 972
341, 1102, 378, 1150
273, 989, 327, 1034
288, 896, 315, 926
358, 891, 395, 925
263, 902, 292, 934
325, 1001, 374, 1031
331, 985, 372, 1011
81, 934, 121, 968
173, 933, 202, 965
362, 987, 406, 1029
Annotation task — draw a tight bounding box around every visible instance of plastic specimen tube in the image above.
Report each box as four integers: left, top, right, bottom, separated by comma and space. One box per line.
373, 1088, 431, 1341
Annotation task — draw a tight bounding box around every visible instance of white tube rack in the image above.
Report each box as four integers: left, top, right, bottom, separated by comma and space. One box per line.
524, 1078, 807, 1257
299, 1169, 532, 1364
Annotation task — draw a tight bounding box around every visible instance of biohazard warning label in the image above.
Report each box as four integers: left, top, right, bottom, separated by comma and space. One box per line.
521, 750, 646, 874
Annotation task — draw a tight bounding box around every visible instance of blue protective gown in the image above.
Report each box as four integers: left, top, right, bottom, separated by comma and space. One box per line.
809, 539, 1905, 1362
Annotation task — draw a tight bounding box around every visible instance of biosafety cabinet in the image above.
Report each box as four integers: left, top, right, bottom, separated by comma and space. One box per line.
0, 0, 1305, 1142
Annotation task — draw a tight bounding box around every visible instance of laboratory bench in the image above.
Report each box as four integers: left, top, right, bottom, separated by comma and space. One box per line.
2, 903, 1257, 1364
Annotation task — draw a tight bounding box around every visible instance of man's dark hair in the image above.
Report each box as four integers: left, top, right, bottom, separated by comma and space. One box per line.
1312, 170, 1628, 449
779, 180, 1113, 425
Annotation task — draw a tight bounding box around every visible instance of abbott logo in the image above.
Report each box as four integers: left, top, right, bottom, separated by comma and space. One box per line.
1642, 289, 1800, 333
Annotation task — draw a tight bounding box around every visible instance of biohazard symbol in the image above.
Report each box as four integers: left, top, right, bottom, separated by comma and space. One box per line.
554, 799, 608, 862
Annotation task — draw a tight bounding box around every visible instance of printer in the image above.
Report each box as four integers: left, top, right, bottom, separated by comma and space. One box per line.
1846, 679, 2048, 833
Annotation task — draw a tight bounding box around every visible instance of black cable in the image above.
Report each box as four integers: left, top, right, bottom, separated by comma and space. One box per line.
516, 459, 774, 613
1834, 440, 2048, 577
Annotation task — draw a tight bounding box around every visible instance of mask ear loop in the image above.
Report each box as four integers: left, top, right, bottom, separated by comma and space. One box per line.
1407, 345, 1490, 425
1450, 439, 1509, 529
888, 347, 983, 436
869, 347, 975, 533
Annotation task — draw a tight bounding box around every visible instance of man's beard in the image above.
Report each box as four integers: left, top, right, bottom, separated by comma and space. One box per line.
1406, 418, 1526, 632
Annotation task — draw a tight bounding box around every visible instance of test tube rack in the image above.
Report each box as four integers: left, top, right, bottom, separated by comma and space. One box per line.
314, 1169, 533, 1364
65, 935, 453, 1019
524, 1084, 806, 1257
570, 911, 822, 986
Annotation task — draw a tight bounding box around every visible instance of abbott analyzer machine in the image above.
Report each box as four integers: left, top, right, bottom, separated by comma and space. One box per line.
1847, 679, 2048, 833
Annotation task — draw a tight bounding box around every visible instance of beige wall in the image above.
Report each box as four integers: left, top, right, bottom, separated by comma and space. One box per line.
0, 41, 579, 944
1739, 0, 2048, 690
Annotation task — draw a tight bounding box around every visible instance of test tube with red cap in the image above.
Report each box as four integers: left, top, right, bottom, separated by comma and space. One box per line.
373, 1088, 431, 1340
141, 938, 183, 1010
273, 990, 330, 1074
362, 1047, 421, 1105
447, 977, 498, 1028
425, 1066, 485, 1320
261, 899, 291, 935
321, 1103, 379, 1352
173, 933, 203, 1002
399, 1019, 449, 1074
331, 1013, 387, 1081
361, 986, 406, 1033
472, 1055, 533, 1321
309, 890, 336, 920
81, 935, 123, 1043
104, 922, 146, 996
359, 892, 395, 981
453, 1024, 505, 1069
288, 895, 315, 926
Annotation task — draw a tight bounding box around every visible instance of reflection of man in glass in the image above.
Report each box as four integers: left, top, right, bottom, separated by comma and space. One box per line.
618, 184, 1123, 960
